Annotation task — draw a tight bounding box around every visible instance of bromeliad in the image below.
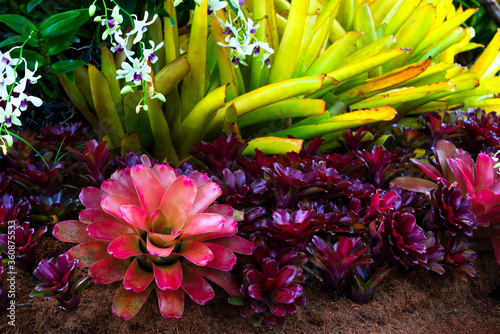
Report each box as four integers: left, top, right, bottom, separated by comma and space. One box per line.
391, 140, 500, 264
53, 159, 254, 320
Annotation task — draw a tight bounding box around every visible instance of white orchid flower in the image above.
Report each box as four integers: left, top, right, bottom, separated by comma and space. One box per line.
143, 41, 164, 64
0, 103, 22, 127
127, 12, 159, 44
208, 0, 228, 15
0, 51, 17, 73
116, 58, 152, 84
13, 61, 41, 96
245, 17, 259, 35
0, 71, 15, 100
101, 6, 123, 40
110, 31, 135, 61
11, 92, 43, 111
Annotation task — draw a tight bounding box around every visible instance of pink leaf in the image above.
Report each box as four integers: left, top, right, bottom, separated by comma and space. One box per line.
447, 158, 470, 196
131, 165, 165, 216
181, 214, 225, 239
107, 234, 143, 259
204, 204, 233, 216
188, 171, 211, 186
475, 153, 494, 192
191, 266, 239, 295
66, 241, 110, 267
101, 179, 140, 206
118, 205, 149, 230
181, 264, 215, 305
152, 164, 177, 191
269, 303, 286, 317
146, 230, 183, 247
189, 182, 222, 215
89, 257, 130, 284
208, 236, 255, 255
274, 266, 297, 289
271, 288, 296, 304
53, 220, 94, 243
454, 158, 476, 198
159, 176, 197, 232
111, 168, 135, 191
203, 242, 237, 271
123, 258, 155, 292
435, 140, 458, 181
389, 177, 438, 193
100, 194, 135, 220
79, 187, 104, 209
411, 158, 444, 182
156, 285, 184, 318
146, 236, 175, 257
152, 260, 182, 290
87, 221, 134, 241
476, 189, 500, 209
177, 240, 213, 266
187, 217, 238, 242
150, 209, 169, 234
248, 284, 264, 301
79, 208, 120, 224
112, 283, 153, 320
455, 149, 475, 175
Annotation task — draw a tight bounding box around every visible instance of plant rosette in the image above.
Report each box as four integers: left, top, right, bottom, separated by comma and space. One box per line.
53, 157, 254, 320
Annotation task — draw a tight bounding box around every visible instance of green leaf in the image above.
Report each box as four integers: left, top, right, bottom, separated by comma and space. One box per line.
228, 294, 246, 306
51, 60, 87, 74
0, 14, 38, 37
29, 289, 54, 298
43, 32, 78, 56
39, 11, 79, 32
39, 10, 89, 40
120, 133, 143, 156
66, 71, 75, 84
0, 35, 26, 48
27, 0, 44, 13
123, 92, 155, 150
147, 0, 155, 13
38, 79, 57, 99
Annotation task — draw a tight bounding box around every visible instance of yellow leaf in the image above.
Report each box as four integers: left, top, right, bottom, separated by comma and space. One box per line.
339, 58, 432, 102
471, 29, 500, 78
242, 137, 304, 156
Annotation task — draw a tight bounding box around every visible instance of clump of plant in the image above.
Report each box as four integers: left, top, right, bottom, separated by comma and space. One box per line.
54, 158, 254, 320
30, 253, 91, 310
307, 236, 372, 293
0, 193, 31, 232
391, 139, 500, 264
349, 264, 391, 304
229, 244, 307, 326
0, 222, 47, 270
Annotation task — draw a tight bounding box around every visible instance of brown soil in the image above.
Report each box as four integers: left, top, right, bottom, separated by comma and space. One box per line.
1, 237, 500, 334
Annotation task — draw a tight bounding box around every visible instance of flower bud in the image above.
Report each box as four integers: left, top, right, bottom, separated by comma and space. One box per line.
94, 16, 102, 22
151, 93, 166, 103
120, 85, 134, 94
89, 4, 97, 17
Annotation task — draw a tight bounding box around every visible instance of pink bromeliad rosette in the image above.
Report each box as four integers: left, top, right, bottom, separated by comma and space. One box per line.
53, 159, 254, 320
